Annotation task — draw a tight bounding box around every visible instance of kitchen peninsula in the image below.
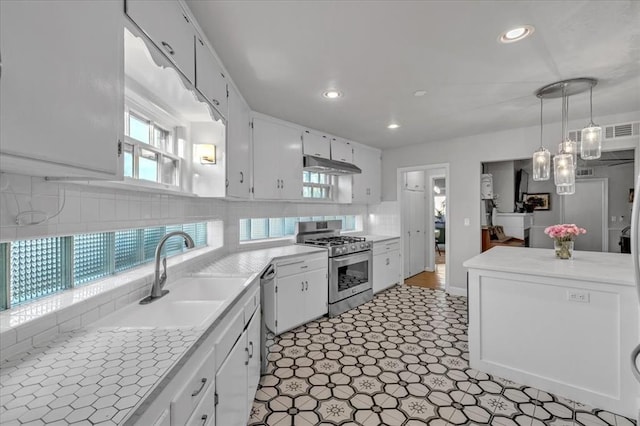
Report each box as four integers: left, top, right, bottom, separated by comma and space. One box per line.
464, 246, 639, 418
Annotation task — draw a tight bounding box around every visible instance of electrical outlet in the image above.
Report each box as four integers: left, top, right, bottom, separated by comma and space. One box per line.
611, 216, 616, 222
567, 290, 590, 303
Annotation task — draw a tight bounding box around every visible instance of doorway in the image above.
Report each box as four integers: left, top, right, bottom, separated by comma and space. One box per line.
562, 178, 608, 251
398, 164, 449, 291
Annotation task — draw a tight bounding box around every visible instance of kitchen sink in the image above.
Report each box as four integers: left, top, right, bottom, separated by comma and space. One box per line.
96, 300, 223, 328
168, 276, 251, 301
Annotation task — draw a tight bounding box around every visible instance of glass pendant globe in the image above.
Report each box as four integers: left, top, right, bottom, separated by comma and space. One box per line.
553, 153, 575, 188
532, 147, 550, 181
581, 125, 602, 159
558, 140, 577, 167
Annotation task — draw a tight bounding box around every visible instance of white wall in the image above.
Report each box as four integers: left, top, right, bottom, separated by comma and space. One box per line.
484, 161, 515, 213
381, 111, 640, 292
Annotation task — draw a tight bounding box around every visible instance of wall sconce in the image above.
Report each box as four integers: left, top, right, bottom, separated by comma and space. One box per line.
196, 144, 216, 165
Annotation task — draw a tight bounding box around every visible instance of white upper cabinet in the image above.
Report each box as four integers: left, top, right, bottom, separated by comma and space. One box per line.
405, 170, 425, 191
331, 138, 353, 163
195, 34, 228, 118
252, 117, 302, 200
226, 84, 251, 198
0, 0, 123, 179
302, 131, 330, 159
352, 143, 382, 204
126, 0, 195, 84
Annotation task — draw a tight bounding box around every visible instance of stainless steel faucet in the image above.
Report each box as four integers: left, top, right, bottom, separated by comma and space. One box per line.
140, 231, 195, 304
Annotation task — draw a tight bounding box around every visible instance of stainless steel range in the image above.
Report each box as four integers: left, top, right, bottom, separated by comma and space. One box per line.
296, 220, 373, 317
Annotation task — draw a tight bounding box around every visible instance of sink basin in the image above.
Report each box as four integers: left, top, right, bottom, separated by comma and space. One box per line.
98, 300, 223, 328
168, 276, 251, 301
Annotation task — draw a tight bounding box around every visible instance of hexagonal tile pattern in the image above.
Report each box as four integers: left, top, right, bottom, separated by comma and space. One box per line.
0, 327, 200, 424
249, 285, 635, 426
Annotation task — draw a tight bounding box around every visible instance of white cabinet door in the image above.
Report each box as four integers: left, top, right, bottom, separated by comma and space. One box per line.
252, 118, 283, 199
405, 171, 425, 191
302, 131, 330, 159
0, 0, 123, 179
304, 268, 328, 320
216, 330, 249, 426
126, 0, 195, 83
387, 249, 401, 289
352, 144, 382, 204
277, 125, 303, 201
252, 117, 302, 200
331, 138, 353, 163
275, 273, 306, 333
195, 35, 227, 117
372, 253, 386, 294
246, 310, 261, 415
227, 85, 251, 198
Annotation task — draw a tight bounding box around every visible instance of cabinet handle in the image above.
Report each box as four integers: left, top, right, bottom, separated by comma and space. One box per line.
315, 153, 322, 156
300, 265, 308, 269
161, 41, 175, 55
191, 378, 207, 397
240, 171, 244, 183
211, 98, 220, 106
301, 281, 305, 291
200, 414, 208, 426
305, 281, 308, 291
386, 258, 390, 265
245, 347, 250, 365
249, 341, 254, 358
281, 179, 284, 189
225, 179, 229, 188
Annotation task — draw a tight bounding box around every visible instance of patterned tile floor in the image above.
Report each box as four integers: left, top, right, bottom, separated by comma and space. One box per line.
248, 285, 636, 426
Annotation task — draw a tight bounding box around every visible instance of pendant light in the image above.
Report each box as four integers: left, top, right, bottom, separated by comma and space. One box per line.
553, 86, 576, 194
581, 85, 602, 159
532, 97, 550, 181
557, 93, 577, 167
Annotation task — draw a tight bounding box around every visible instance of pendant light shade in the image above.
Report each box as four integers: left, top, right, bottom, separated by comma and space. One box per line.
553, 153, 575, 187
533, 97, 550, 181
533, 147, 550, 181
558, 140, 578, 167
581, 86, 602, 159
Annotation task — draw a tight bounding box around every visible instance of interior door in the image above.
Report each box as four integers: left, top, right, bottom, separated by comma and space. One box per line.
563, 179, 608, 252
408, 190, 426, 276
215, 330, 248, 426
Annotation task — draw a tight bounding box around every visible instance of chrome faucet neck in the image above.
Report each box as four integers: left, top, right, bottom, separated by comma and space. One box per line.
140, 231, 195, 304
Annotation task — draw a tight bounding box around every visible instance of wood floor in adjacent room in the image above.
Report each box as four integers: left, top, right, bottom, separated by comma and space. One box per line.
405, 251, 446, 290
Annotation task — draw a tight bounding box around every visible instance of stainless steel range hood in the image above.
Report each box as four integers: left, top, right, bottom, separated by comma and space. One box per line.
303, 155, 362, 175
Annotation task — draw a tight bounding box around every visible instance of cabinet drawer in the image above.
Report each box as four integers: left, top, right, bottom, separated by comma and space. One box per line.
170, 345, 215, 426
185, 382, 215, 426
215, 309, 244, 371
373, 240, 400, 255
277, 254, 327, 278
244, 287, 260, 325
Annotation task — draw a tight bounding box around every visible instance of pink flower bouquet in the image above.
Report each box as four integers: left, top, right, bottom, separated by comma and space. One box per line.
544, 224, 587, 242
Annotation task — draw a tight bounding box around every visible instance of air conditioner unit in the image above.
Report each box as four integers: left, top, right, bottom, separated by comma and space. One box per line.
576, 168, 594, 177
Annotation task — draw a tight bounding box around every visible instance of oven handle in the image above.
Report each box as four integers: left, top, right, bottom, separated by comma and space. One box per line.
331, 251, 371, 266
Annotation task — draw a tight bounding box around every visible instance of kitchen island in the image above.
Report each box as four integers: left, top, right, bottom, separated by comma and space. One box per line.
464, 246, 639, 419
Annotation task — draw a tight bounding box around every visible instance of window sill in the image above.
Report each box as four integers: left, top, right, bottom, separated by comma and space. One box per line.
0, 245, 222, 357
83, 177, 197, 197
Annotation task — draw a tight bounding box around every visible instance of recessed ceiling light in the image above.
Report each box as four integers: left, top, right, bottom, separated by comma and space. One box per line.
499, 25, 534, 43
387, 123, 400, 129
414, 90, 427, 97
322, 90, 342, 99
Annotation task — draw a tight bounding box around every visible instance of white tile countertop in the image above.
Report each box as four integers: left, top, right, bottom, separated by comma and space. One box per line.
463, 246, 634, 287
0, 244, 326, 426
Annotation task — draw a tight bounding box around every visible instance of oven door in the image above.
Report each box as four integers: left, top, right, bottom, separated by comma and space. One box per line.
329, 251, 372, 303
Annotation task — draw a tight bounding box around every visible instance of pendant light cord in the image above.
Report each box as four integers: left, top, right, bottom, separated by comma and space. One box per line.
589, 86, 594, 124
539, 97, 544, 149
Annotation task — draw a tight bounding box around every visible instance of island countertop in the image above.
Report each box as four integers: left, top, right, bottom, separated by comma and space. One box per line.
463, 246, 634, 287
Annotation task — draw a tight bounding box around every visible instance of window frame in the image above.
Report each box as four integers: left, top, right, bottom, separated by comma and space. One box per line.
302, 171, 334, 200
124, 106, 182, 188
239, 215, 360, 243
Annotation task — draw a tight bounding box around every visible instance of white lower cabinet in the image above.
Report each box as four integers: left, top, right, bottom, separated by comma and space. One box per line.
215, 307, 261, 426
373, 239, 402, 294
133, 282, 261, 426
263, 252, 328, 335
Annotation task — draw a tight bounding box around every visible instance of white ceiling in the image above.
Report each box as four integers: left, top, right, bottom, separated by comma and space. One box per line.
186, 0, 640, 149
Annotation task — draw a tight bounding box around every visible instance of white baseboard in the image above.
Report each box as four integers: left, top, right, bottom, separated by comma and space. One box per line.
446, 286, 467, 297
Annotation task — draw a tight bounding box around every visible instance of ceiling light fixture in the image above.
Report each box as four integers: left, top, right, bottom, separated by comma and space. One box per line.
322, 90, 342, 99
499, 25, 534, 43
534, 77, 599, 196
532, 97, 550, 181
387, 123, 400, 129
581, 86, 602, 159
